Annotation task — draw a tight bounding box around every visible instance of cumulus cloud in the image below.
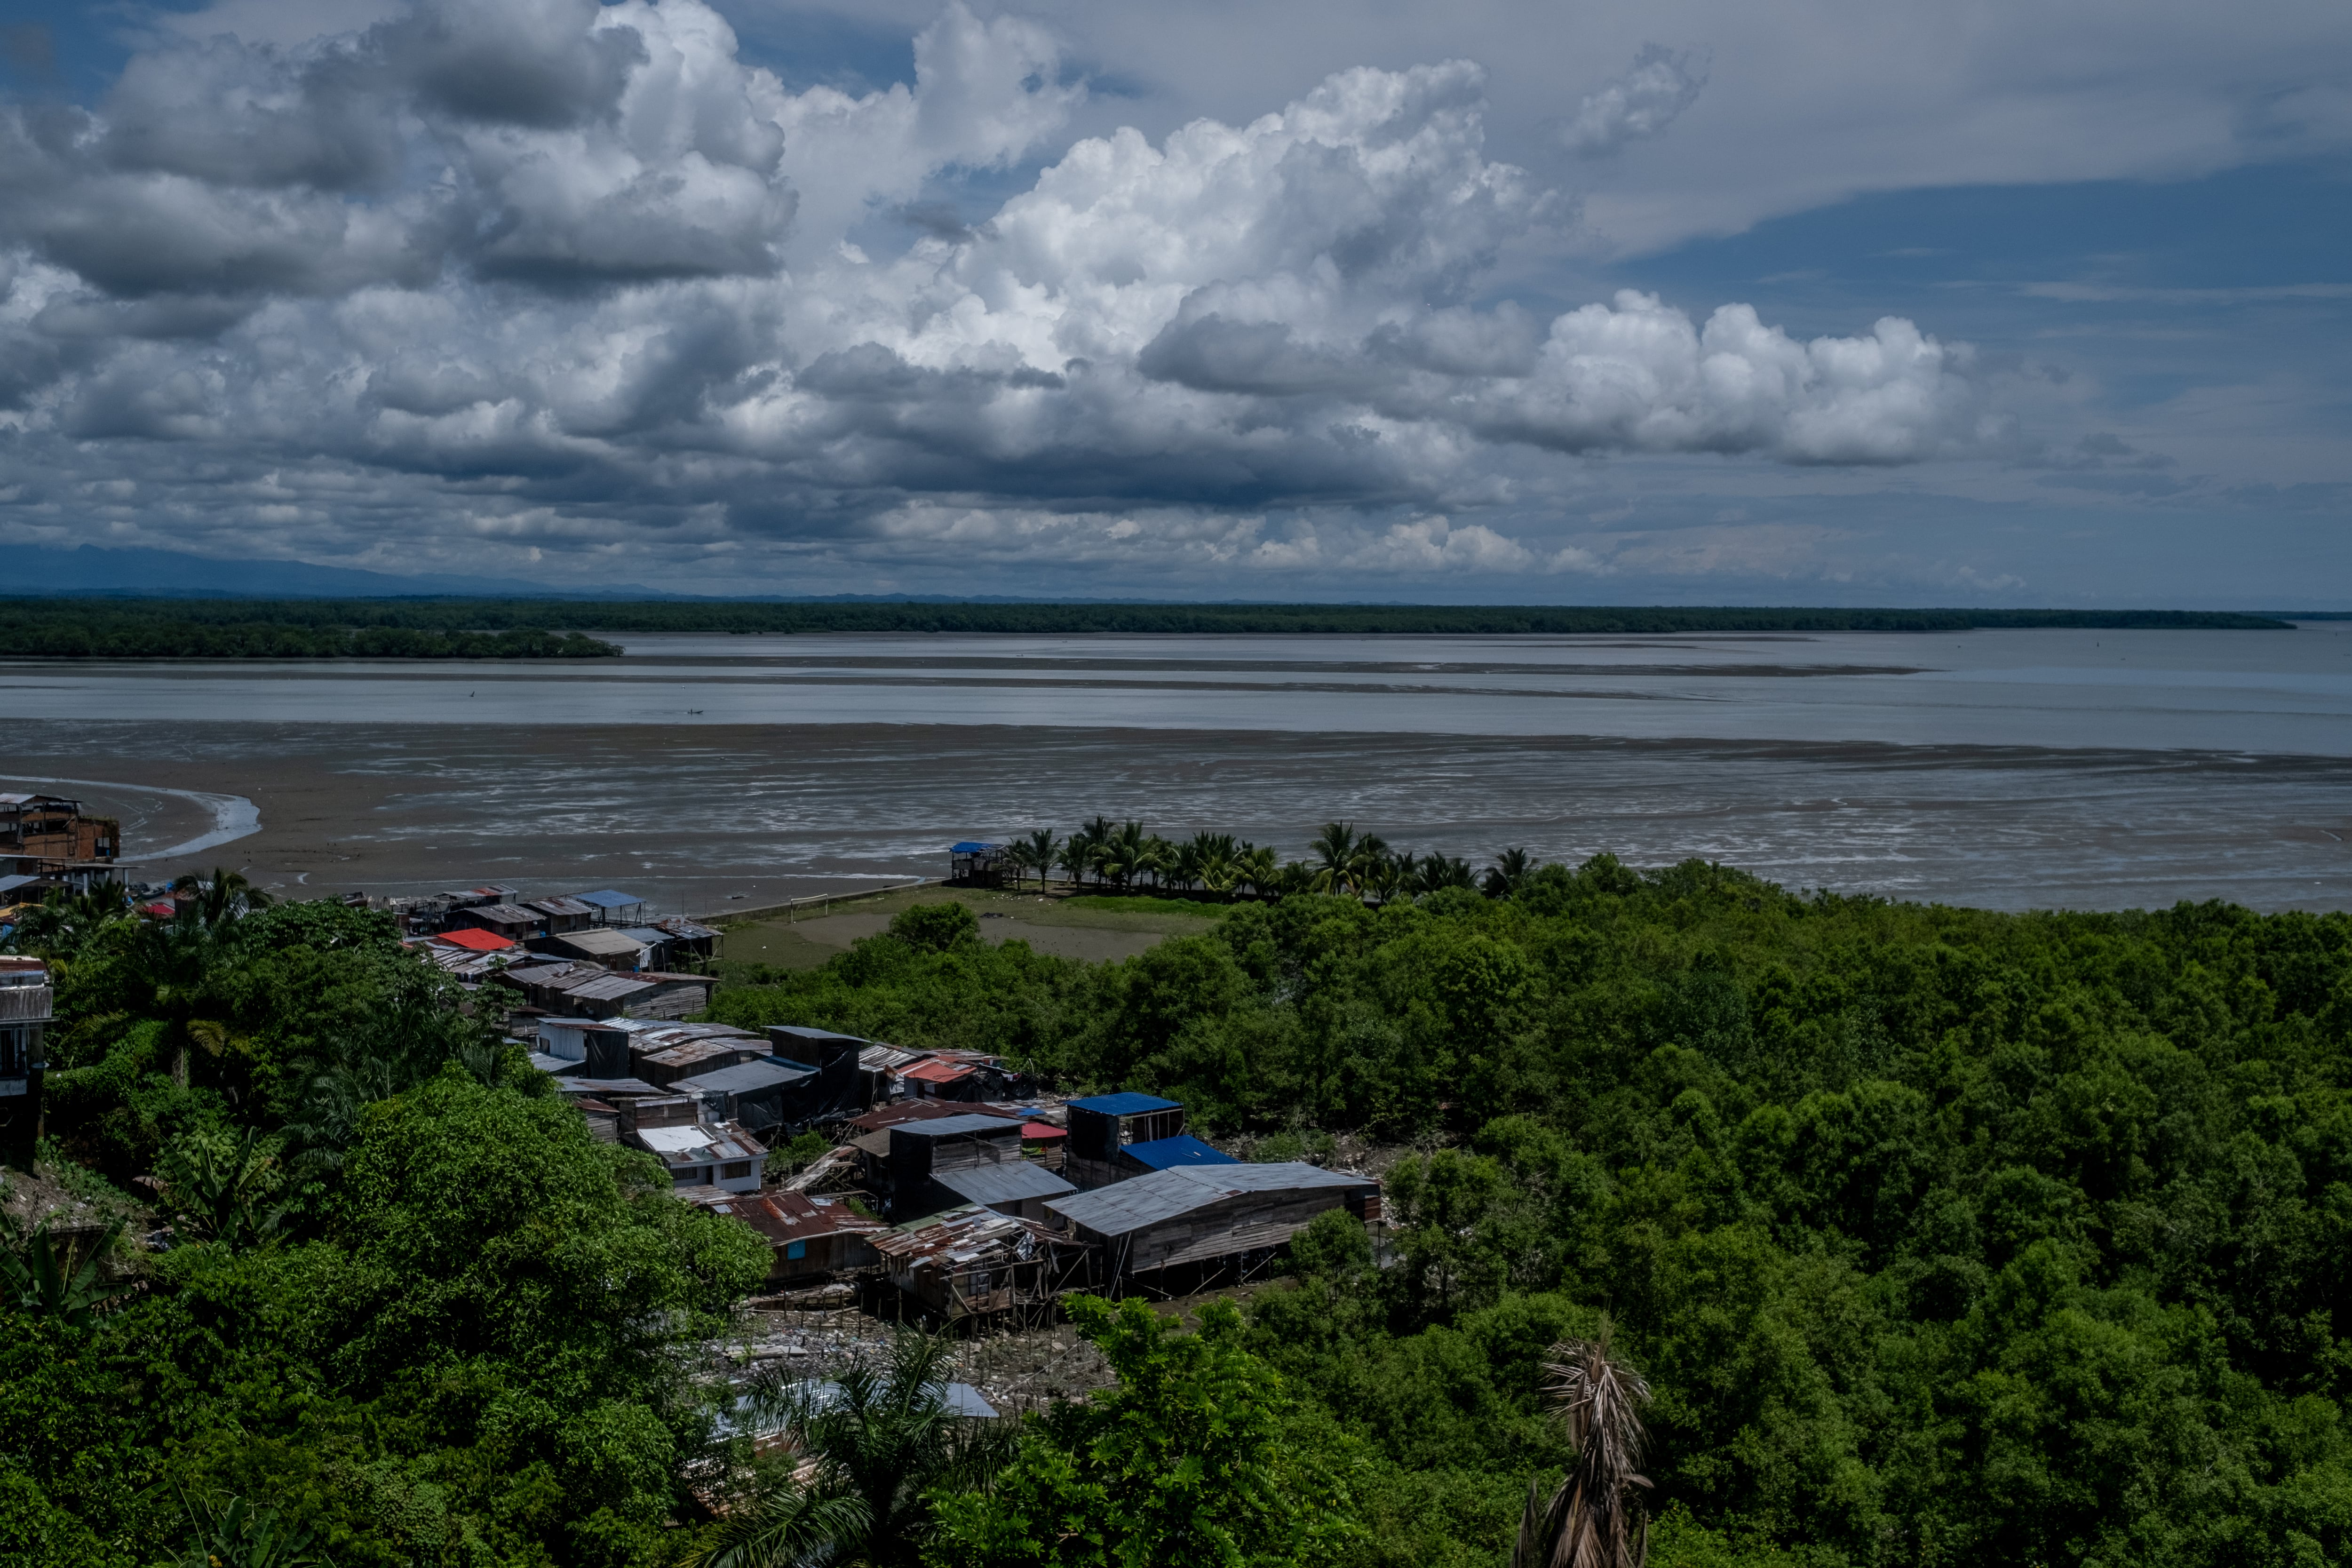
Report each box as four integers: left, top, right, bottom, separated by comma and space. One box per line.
0, 0, 1994, 585
1561, 45, 1708, 157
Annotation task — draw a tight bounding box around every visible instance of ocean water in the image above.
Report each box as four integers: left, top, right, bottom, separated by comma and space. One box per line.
4, 624, 2349, 912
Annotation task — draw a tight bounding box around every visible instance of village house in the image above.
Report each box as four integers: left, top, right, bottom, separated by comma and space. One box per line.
0, 793, 125, 897
1045, 1161, 1382, 1292
1063, 1091, 1188, 1188
0, 955, 51, 1170
622, 1095, 765, 1193
678, 1189, 884, 1287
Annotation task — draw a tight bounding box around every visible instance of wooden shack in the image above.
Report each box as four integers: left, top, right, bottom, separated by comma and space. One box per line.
683, 1189, 883, 1286
871, 1205, 1081, 1323
1063, 1092, 1186, 1189
1044, 1161, 1381, 1290
884, 1114, 1026, 1219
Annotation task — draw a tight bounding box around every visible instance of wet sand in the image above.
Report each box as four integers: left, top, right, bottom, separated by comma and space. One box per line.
7, 716, 2350, 914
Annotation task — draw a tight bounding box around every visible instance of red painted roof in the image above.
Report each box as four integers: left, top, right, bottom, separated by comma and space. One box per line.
433, 927, 515, 952
903, 1058, 978, 1084
1020, 1122, 1065, 1141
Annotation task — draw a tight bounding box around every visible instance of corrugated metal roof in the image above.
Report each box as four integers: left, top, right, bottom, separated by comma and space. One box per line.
890, 1113, 1023, 1140
565, 973, 657, 1002
576, 889, 646, 908
850, 1101, 1023, 1132
528, 896, 597, 916
873, 1204, 1051, 1266
615, 925, 674, 944
904, 1058, 978, 1084
935, 1162, 1077, 1207
553, 1075, 666, 1097
858, 1045, 929, 1072
671, 1059, 815, 1096
1067, 1091, 1181, 1116
949, 842, 1001, 853
1120, 1134, 1238, 1170
1044, 1161, 1371, 1237
549, 929, 650, 958
433, 928, 514, 952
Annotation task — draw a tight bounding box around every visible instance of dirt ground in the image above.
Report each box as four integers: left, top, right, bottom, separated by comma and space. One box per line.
717, 886, 1227, 969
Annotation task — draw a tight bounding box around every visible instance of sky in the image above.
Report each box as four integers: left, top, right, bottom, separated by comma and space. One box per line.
0, 0, 2346, 604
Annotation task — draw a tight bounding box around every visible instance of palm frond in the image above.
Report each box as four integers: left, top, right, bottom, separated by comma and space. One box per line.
1512, 1331, 1653, 1568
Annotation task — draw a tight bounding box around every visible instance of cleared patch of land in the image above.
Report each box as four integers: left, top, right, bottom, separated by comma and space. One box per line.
718, 886, 1229, 969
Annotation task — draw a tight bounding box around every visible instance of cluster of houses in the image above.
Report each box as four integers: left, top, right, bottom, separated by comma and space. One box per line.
398, 883, 726, 1011
525, 1010, 1382, 1321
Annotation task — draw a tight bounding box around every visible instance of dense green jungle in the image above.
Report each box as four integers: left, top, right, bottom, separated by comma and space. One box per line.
5, 852, 2349, 1567
0, 594, 2288, 656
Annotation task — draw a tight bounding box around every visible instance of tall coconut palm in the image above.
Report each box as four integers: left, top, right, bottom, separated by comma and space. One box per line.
1016, 828, 1059, 892
1237, 845, 1279, 899
1309, 821, 1361, 892
1070, 817, 1117, 890
1510, 1332, 1653, 1568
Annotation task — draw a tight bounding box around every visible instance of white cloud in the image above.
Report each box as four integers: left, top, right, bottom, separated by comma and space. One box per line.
0, 0, 2003, 587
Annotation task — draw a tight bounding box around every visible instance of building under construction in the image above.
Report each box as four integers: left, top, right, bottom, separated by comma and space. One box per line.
0, 793, 123, 900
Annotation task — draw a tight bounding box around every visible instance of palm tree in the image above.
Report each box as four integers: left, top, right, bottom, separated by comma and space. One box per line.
7, 879, 130, 958
714, 1331, 1016, 1568
1237, 845, 1279, 900
1485, 847, 1533, 899
1310, 821, 1361, 893
1019, 829, 1059, 892
1510, 1332, 1653, 1568
171, 867, 272, 928
1419, 854, 1476, 893
1055, 837, 1090, 892
1070, 817, 1116, 891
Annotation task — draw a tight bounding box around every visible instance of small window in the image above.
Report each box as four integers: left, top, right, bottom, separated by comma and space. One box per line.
720, 1161, 752, 1180
786, 1241, 807, 1260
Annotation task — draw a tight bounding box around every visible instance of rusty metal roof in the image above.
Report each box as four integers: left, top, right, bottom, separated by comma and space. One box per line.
873, 1204, 1054, 1267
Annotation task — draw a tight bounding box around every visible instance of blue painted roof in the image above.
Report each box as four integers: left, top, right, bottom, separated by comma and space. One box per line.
1067, 1091, 1182, 1116
949, 841, 1001, 854
576, 890, 645, 908
1120, 1134, 1237, 1170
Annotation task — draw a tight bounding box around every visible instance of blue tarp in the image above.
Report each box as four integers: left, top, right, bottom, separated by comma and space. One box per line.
1067, 1091, 1182, 1116
949, 842, 1001, 854
1120, 1134, 1238, 1170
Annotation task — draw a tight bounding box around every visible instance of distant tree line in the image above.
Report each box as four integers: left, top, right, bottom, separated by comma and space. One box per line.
0, 608, 619, 660
0, 595, 2293, 644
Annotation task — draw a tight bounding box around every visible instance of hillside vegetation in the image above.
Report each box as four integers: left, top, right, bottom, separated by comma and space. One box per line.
713, 861, 2352, 1567
3, 856, 2347, 1566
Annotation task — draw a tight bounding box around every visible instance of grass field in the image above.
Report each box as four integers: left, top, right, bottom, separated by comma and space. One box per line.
715, 884, 1226, 969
